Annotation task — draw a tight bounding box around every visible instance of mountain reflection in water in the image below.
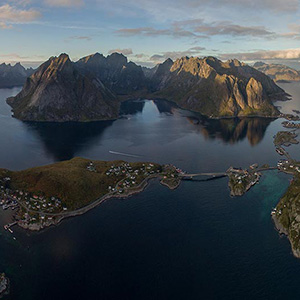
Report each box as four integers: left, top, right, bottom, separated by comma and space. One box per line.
186, 116, 275, 145
21, 100, 275, 162
24, 121, 114, 161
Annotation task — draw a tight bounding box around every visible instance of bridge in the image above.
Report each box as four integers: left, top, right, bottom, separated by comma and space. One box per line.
179, 166, 278, 180
179, 172, 226, 178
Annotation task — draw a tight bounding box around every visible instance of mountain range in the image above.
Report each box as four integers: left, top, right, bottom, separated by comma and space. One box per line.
254, 62, 300, 82
0, 63, 34, 88
7, 53, 288, 122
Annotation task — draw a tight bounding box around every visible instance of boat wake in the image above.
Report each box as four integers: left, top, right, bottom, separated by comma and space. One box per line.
109, 151, 141, 158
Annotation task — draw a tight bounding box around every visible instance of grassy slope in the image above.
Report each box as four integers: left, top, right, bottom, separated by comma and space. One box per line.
2, 157, 160, 210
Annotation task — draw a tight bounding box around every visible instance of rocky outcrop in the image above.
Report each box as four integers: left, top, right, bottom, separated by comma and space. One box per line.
7, 54, 119, 122
0, 62, 34, 88
254, 62, 300, 82
151, 56, 286, 117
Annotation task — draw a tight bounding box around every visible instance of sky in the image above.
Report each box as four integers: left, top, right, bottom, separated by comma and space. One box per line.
1, 0, 300, 68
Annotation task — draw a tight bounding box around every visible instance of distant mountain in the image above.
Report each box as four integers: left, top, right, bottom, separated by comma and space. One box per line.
76, 52, 147, 95
7, 54, 118, 122
253, 62, 300, 82
0, 62, 34, 88
7, 53, 288, 122
151, 57, 285, 118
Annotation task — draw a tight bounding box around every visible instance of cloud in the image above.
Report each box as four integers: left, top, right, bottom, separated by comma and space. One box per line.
44, 0, 84, 7
134, 53, 147, 59
219, 48, 300, 61
8, 0, 32, 6
150, 46, 206, 62
116, 19, 275, 41
0, 53, 29, 59
173, 19, 275, 38
94, 0, 298, 22
279, 24, 300, 40
0, 4, 41, 25
115, 26, 208, 39
108, 48, 133, 55
66, 35, 92, 41
0, 21, 13, 29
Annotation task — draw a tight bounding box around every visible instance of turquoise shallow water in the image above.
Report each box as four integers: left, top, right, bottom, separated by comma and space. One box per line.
0, 84, 299, 299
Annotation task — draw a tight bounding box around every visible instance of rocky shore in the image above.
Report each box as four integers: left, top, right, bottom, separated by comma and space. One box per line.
272, 214, 300, 258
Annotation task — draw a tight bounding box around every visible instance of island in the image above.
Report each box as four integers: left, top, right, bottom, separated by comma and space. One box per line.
0, 158, 183, 231
0, 273, 9, 298
227, 165, 261, 196
273, 131, 299, 147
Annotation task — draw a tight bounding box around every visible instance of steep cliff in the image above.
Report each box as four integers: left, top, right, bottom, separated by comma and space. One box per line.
151, 56, 286, 117
7, 54, 118, 122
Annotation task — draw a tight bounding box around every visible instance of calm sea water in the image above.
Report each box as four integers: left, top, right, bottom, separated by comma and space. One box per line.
0, 84, 299, 299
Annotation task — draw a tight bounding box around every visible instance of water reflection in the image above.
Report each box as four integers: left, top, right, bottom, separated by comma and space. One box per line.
22, 100, 275, 162
187, 116, 275, 145
24, 121, 113, 161
120, 100, 145, 115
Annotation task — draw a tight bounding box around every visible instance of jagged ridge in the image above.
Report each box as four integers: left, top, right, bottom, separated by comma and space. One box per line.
254, 61, 300, 82
0, 62, 34, 88
7, 53, 288, 122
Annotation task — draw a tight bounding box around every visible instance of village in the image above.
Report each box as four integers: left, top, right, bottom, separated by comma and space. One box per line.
227, 164, 262, 196
0, 160, 184, 233
282, 121, 300, 129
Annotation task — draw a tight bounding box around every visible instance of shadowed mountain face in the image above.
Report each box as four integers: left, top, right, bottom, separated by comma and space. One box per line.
253, 62, 300, 82
0, 63, 34, 88
7, 53, 287, 122
76, 52, 147, 95
7, 54, 119, 122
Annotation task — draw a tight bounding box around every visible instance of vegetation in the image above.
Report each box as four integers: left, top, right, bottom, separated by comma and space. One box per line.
275, 172, 300, 255
3, 157, 162, 210
273, 131, 298, 147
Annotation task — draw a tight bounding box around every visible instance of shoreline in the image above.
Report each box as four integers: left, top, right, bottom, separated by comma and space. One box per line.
272, 214, 300, 258
17, 174, 179, 232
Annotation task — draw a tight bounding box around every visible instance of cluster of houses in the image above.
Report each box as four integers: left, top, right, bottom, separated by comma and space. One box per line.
228, 167, 260, 186
277, 160, 300, 173
0, 177, 19, 211
0, 176, 67, 228
87, 162, 97, 172
105, 162, 161, 194
282, 121, 300, 129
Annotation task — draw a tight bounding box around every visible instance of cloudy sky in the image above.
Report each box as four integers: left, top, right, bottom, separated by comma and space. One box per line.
1, 0, 300, 68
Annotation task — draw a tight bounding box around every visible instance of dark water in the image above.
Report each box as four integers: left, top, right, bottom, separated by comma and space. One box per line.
0, 85, 299, 299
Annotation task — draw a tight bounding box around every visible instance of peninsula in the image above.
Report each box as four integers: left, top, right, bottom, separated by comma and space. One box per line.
0, 158, 182, 231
